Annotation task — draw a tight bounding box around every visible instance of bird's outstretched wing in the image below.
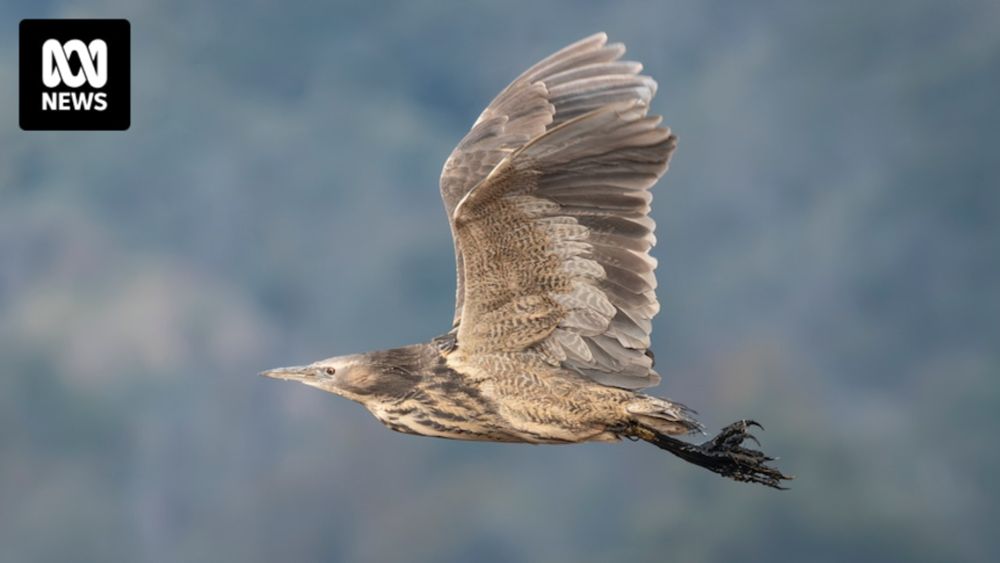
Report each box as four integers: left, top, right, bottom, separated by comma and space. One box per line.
450, 79, 676, 390
440, 32, 657, 329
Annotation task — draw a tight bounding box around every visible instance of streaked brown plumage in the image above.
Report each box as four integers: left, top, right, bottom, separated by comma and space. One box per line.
263, 33, 791, 488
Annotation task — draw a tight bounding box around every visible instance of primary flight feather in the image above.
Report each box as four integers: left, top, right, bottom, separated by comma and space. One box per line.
263, 33, 790, 488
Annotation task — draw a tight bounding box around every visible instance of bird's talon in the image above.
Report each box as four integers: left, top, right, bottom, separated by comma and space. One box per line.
649, 419, 791, 489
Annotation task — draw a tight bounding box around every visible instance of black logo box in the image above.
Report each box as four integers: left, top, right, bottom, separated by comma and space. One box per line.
19, 19, 130, 131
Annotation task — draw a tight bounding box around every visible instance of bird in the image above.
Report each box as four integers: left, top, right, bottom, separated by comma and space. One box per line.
262, 32, 791, 488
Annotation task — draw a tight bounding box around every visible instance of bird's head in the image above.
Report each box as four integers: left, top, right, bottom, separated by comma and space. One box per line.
261, 347, 423, 404
261, 354, 374, 402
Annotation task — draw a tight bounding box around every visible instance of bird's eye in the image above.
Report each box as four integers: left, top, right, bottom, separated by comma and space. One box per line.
324, 367, 336, 376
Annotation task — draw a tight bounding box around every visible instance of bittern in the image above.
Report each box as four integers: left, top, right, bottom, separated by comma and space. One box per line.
263, 33, 791, 488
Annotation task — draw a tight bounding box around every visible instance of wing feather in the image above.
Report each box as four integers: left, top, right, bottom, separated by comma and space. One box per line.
440, 32, 656, 327
452, 96, 677, 389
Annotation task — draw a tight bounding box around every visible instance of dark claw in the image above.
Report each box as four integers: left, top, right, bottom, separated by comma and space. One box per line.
647, 418, 792, 489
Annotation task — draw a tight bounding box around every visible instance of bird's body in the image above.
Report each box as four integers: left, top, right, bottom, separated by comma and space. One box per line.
345, 341, 696, 445
264, 33, 791, 488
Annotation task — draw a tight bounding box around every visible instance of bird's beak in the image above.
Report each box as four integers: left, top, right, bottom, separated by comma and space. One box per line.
259, 365, 315, 382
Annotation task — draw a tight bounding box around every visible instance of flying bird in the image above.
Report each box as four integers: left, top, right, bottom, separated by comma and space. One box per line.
263, 33, 791, 488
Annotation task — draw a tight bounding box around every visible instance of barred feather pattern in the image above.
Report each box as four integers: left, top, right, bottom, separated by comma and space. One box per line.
440, 32, 659, 329
453, 100, 676, 389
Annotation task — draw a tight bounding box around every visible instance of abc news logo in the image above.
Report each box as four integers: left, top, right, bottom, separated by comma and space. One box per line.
42, 39, 109, 111
20, 19, 130, 130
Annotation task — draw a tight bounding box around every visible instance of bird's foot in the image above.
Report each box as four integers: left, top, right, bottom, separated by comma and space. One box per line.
646, 419, 792, 489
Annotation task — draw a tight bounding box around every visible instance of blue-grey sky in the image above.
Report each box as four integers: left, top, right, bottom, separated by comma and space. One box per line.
2, 1, 999, 561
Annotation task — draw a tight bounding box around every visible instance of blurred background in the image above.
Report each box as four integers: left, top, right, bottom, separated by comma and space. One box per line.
2, 1, 998, 561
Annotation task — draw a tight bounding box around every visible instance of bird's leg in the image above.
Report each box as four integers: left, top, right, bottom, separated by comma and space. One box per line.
431, 331, 458, 355
636, 420, 792, 489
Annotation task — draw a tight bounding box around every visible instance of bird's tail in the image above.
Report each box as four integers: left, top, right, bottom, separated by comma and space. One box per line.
625, 394, 703, 436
